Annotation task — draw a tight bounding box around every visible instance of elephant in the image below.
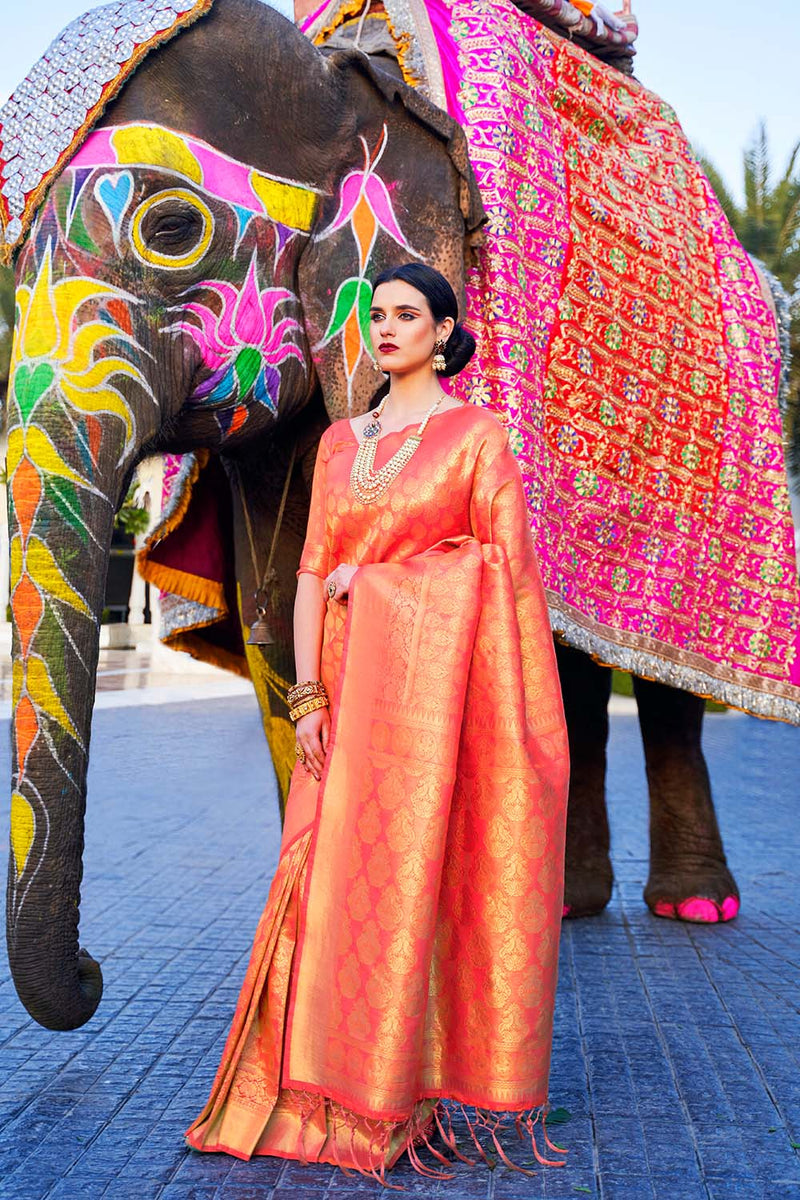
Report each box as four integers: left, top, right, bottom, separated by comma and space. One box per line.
4, 0, 484, 1030
4, 0, 780, 1031
302, 0, 752, 928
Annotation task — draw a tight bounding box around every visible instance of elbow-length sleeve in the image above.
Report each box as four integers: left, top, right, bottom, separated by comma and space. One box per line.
296, 428, 332, 580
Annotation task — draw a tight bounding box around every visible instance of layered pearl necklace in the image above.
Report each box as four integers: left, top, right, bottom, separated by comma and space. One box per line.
350, 392, 445, 504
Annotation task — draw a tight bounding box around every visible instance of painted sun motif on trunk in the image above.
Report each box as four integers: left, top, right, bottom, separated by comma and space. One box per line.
168, 254, 305, 437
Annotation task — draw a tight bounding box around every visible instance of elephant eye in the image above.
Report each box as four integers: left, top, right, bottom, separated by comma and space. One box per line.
130, 188, 214, 269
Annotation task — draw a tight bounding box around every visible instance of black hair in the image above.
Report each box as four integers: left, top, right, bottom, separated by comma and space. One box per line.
371, 262, 476, 378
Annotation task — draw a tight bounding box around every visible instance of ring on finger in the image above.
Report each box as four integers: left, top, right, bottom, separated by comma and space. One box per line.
295, 741, 306, 764
327, 580, 336, 599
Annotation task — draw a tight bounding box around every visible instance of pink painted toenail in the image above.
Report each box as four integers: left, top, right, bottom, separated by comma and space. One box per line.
720, 895, 740, 921
562, 904, 572, 918
677, 898, 719, 923
653, 900, 677, 918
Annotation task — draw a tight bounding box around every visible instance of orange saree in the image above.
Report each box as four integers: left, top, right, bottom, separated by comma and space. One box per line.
185, 403, 570, 1178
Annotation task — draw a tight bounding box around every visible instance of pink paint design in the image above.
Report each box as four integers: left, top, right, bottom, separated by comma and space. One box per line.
70, 129, 116, 168
317, 125, 413, 265
169, 253, 304, 416
70, 125, 315, 226
653, 896, 740, 923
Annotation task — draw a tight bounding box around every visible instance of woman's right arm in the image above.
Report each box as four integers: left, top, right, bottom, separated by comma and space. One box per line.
292, 572, 329, 780
293, 431, 333, 780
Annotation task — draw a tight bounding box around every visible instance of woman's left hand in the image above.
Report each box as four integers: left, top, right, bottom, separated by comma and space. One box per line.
324, 563, 359, 604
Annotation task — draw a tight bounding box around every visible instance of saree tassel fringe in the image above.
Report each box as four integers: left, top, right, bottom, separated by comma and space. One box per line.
434, 1102, 476, 1166
525, 1109, 569, 1167
455, 1104, 568, 1174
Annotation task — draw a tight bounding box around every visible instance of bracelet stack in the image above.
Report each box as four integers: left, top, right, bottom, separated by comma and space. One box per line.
287, 679, 329, 723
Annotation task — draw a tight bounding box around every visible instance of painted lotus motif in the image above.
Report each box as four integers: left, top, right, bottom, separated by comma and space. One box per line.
170, 254, 304, 430
315, 125, 416, 398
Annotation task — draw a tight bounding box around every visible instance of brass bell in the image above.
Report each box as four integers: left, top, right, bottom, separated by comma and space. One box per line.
247, 573, 278, 646
247, 604, 276, 646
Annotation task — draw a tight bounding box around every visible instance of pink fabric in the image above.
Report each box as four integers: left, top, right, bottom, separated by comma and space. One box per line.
418, 0, 800, 719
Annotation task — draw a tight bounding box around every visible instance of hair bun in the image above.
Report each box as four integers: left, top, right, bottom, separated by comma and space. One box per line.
442, 322, 476, 377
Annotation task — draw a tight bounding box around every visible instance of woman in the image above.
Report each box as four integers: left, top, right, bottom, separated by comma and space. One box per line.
185, 263, 570, 1180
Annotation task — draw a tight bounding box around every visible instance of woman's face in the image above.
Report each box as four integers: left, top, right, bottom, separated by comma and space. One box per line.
369, 280, 453, 375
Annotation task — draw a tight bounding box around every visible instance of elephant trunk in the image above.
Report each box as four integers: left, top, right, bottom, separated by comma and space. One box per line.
6, 440, 119, 1028
6, 246, 153, 1029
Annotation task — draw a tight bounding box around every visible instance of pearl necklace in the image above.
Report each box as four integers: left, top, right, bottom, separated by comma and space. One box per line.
350, 393, 445, 504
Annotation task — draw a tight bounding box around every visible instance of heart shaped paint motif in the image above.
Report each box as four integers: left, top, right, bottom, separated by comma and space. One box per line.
95, 171, 134, 245
14, 362, 55, 424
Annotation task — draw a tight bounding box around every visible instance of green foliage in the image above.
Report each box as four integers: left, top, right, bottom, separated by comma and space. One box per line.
698, 124, 800, 472
115, 482, 150, 537
0, 264, 14, 409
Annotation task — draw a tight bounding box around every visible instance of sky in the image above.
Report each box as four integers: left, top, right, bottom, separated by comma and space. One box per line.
0, 0, 798, 202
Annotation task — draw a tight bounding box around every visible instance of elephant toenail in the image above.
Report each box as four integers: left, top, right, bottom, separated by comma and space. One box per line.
676, 898, 719, 922
720, 895, 740, 921
653, 900, 677, 918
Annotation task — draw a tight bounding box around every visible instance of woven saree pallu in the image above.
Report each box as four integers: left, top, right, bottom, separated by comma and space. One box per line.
185, 535, 570, 1178
306, 0, 800, 725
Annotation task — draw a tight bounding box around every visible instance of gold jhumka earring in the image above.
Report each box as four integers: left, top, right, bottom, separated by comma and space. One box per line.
432, 339, 447, 371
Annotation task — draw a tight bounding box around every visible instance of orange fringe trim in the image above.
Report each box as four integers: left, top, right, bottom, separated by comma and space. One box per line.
311, 1, 419, 88
136, 557, 226, 615
0, 0, 214, 265
163, 631, 250, 679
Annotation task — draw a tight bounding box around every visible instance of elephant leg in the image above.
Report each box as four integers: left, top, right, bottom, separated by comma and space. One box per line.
556, 642, 614, 918
633, 677, 740, 923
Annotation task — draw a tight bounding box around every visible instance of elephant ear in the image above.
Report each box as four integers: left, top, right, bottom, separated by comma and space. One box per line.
297, 51, 485, 423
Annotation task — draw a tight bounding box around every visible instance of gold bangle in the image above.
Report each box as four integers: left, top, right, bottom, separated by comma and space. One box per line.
289, 695, 330, 723
287, 679, 327, 704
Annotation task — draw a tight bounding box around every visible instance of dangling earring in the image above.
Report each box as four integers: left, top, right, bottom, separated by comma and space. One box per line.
432, 339, 447, 372
371, 356, 382, 374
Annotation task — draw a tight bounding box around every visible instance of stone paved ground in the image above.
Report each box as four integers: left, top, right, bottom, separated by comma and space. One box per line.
0, 687, 798, 1200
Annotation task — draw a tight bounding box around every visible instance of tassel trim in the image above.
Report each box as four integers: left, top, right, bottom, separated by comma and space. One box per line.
257, 1091, 567, 1187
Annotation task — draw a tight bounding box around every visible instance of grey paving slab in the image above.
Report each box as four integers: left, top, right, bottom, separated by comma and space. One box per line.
0, 695, 798, 1199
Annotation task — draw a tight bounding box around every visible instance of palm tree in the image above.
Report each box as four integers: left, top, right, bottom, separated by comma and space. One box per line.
698, 124, 800, 472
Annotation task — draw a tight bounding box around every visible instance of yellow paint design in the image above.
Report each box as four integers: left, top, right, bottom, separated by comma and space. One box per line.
26, 538, 92, 617
9, 536, 22, 591
67, 321, 138, 374
25, 657, 81, 742
7, 428, 91, 490
250, 172, 317, 232
11, 659, 23, 709
130, 189, 213, 268
24, 243, 59, 358
60, 380, 134, 446
13, 247, 122, 366
10, 791, 35, 880
111, 125, 203, 182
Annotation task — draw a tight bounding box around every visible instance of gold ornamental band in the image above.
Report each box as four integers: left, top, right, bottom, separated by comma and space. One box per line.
289, 695, 330, 723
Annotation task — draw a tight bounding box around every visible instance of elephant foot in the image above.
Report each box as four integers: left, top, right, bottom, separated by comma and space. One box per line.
562, 858, 614, 919
645, 863, 740, 924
